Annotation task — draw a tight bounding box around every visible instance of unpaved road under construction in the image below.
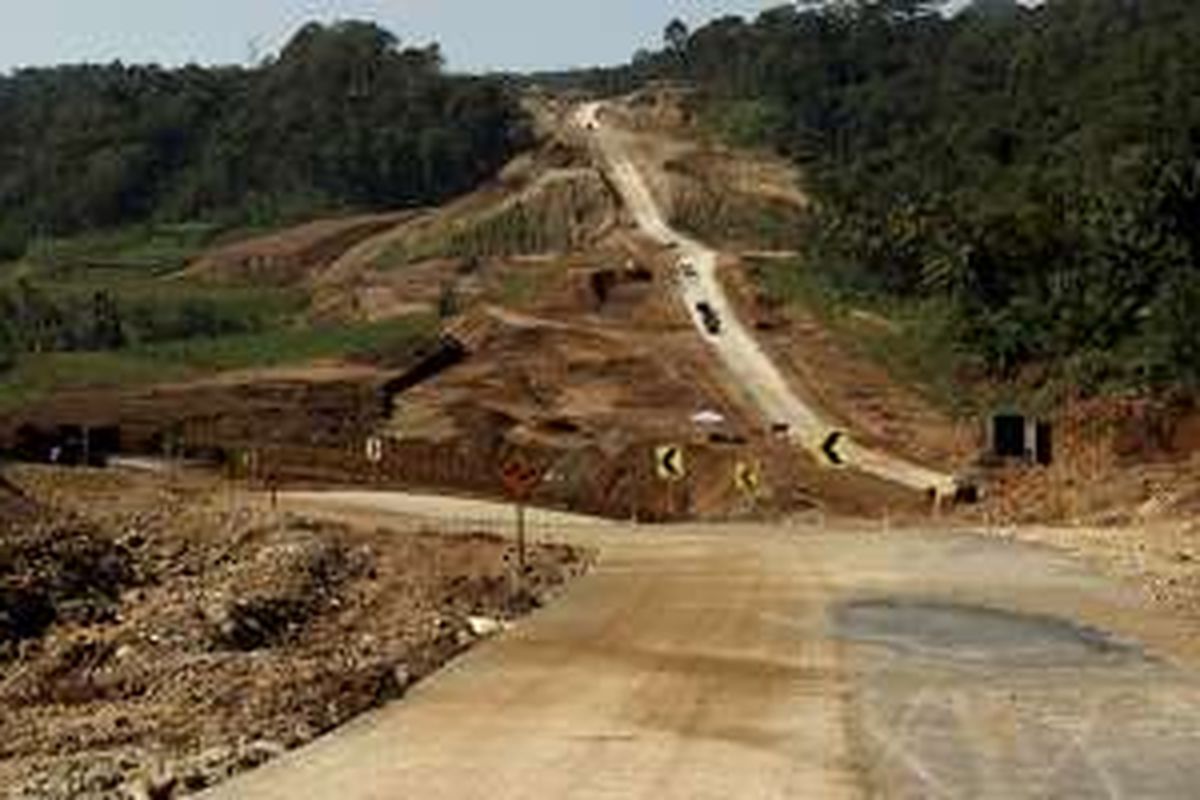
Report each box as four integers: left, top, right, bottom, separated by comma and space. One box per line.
578, 102, 956, 498
205, 492, 1200, 799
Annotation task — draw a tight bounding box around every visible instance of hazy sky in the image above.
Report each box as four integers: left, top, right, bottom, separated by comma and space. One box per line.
0, 1, 803, 75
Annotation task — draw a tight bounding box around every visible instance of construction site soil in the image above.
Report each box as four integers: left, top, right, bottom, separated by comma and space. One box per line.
5, 89, 1193, 528
604, 89, 1200, 526
0, 467, 588, 798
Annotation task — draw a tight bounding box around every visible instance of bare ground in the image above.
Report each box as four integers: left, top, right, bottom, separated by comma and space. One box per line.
0, 467, 589, 798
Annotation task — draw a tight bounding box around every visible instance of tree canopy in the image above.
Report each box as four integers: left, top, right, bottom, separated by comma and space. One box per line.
614, 0, 1200, 395
0, 21, 530, 259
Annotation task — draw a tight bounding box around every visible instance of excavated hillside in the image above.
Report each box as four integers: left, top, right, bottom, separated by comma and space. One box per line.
601, 87, 1200, 527
602, 87, 810, 252
305, 136, 621, 324
0, 467, 587, 798
182, 213, 418, 286
3, 89, 972, 521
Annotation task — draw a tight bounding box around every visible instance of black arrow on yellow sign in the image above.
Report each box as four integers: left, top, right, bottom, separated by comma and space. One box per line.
735, 461, 761, 495
656, 445, 686, 481
822, 431, 845, 466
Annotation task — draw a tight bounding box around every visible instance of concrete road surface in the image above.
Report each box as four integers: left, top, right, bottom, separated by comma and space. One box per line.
577, 103, 956, 498
204, 493, 1200, 799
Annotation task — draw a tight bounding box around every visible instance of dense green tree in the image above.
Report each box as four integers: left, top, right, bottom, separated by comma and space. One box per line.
612, 0, 1200, 394
0, 21, 530, 250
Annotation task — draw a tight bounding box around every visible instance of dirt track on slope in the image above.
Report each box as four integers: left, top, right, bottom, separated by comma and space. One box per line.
581, 102, 957, 497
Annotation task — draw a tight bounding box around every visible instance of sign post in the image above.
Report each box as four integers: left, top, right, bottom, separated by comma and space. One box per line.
515, 502, 527, 575
365, 435, 384, 485
655, 445, 686, 517
500, 456, 545, 589
734, 460, 762, 513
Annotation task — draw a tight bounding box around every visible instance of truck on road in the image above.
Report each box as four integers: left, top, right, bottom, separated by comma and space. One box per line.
695, 301, 721, 335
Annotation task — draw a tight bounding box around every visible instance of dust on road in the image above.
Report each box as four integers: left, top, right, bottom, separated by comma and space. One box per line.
204, 493, 1200, 799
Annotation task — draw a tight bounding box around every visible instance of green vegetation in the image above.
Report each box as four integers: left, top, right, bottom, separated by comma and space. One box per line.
614, 0, 1200, 400
0, 20, 528, 402
670, 185, 804, 250
16, 224, 223, 282
373, 173, 613, 271
0, 21, 530, 258
756, 257, 994, 415
498, 267, 553, 308
0, 315, 436, 411
0, 269, 304, 358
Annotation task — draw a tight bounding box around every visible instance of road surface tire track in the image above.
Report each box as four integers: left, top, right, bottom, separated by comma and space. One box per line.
577, 102, 957, 499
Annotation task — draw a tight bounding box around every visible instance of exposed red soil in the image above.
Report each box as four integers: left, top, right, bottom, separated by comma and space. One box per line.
0, 467, 588, 799
184, 213, 418, 286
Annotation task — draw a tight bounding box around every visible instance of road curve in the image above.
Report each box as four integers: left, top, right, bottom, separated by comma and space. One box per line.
202, 509, 858, 799
201, 492, 1200, 799
577, 103, 956, 498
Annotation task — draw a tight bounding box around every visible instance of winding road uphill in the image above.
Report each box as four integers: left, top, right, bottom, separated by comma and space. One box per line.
577, 102, 957, 499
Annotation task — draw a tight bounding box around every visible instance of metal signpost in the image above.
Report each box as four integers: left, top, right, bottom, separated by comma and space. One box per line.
499, 456, 544, 585
365, 435, 385, 485
655, 445, 686, 517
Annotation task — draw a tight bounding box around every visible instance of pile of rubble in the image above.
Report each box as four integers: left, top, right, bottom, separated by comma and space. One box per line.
0, 470, 587, 798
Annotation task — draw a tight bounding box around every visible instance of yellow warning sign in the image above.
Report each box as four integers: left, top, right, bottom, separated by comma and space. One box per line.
656, 445, 686, 481
734, 461, 761, 495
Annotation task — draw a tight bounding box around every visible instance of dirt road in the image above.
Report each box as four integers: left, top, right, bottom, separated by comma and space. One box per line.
204, 492, 1200, 799
577, 103, 957, 498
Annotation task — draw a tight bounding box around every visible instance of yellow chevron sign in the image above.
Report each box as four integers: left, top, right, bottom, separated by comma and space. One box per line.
734, 461, 761, 495
656, 445, 686, 481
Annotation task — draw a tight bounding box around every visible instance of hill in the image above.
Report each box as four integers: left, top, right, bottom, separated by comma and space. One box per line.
603, 0, 1200, 402
0, 21, 529, 261
0, 20, 530, 387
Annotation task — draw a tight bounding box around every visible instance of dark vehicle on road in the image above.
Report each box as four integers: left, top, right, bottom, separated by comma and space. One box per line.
695, 301, 721, 335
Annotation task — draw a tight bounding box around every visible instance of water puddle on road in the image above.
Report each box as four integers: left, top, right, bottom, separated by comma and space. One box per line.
834, 598, 1146, 667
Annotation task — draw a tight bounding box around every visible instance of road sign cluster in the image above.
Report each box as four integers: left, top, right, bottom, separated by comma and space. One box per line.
655, 445, 764, 500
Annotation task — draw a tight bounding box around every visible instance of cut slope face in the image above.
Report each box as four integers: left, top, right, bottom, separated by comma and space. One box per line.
185, 213, 417, 285
304, 138, 621, 324
0, 467, 587, 797
600, 87, 810, 252
586, 92, 977, 484
177, 118, 620, 328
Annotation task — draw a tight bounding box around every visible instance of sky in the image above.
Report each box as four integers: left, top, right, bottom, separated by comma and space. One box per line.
0, 1, 805, 75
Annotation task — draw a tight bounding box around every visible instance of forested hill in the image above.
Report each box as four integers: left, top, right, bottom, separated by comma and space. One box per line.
626, 0, 1200, 396
0, 21, 530, 260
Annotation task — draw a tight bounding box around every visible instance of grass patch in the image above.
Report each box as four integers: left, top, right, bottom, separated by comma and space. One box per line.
136, 315, 436, 372
755, 257, 991, 417
19, 223, 224, 283
374, 207, 566, 271
0, 315, 437, 411
0, 351, 192, 411
497, 265, 558, 308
